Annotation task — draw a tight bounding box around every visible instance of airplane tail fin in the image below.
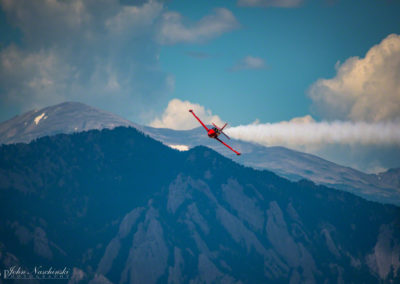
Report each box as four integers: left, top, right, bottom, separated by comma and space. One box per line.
212, 122, 230, 139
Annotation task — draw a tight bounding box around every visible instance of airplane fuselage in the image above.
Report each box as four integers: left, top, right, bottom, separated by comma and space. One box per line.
189, 109, 241, 155
207, 128, 219, 138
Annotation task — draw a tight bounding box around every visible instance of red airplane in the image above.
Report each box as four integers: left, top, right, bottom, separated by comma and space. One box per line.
189, 109, 241, 155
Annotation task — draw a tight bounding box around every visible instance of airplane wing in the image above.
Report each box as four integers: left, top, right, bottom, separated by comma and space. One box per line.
189, 109, 209, 132
215, 137, 241, 155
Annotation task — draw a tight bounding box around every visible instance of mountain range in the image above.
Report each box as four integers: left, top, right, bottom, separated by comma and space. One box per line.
0, 102, 399, 205
1, 126, 399, 283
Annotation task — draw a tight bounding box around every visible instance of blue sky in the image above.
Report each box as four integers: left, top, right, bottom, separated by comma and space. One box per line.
159, 0, 400, 124
0, 0, 399, 172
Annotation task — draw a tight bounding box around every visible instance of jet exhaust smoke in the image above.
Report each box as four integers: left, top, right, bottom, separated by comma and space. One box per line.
225, 120, 400, 148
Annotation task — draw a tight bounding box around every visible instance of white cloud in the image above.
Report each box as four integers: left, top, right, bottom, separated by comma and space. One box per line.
231, 56, 265, 71
309, 34, 400, 122
226, 115, 400, 149
0, 45, 73, 108
105, 1, 163, 36
150, 99, 225, 130
157, 8, 239, 44
237, 0, 303, 8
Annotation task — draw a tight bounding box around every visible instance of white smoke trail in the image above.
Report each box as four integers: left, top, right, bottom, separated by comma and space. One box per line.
225, 120, 400, 148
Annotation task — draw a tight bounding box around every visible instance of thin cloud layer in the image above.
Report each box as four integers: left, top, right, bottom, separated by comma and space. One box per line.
238, 0, 303, 8
157, 8, 239, 44
150, 99, 224, 130
231, 56, 266, 71
309, 34, 400, 122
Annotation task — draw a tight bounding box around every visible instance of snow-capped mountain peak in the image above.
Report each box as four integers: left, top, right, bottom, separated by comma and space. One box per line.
0, 102, 136, 144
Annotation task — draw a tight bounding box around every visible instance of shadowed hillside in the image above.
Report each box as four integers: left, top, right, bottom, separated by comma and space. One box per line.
0, 127, 399, 283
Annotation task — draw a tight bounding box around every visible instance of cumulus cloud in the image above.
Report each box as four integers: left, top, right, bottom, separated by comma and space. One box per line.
226, 116, 400, 150
231, 56, 266, 71
157, 8, 239, 44
237, 0, 303, 8
309, 34, 400, 122
150, 99, 225, 130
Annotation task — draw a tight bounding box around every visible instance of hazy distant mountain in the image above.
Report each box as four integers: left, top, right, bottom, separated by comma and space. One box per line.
1, 102, 399, 205
0, 127, 399, 283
